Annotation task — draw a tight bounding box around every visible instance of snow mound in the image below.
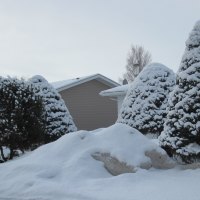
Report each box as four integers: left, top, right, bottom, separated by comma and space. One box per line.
0, 124, 173, 198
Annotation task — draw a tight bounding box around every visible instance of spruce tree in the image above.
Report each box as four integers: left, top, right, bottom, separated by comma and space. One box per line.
30, 75, 77, 143
160, 21, 200, 163
117, 63, 175, 137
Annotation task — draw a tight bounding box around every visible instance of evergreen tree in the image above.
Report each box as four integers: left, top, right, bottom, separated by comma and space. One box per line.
29, 75, 77, 143
159, 21, 200, 163
0, 77, 45, 160
118, 63, 175, 137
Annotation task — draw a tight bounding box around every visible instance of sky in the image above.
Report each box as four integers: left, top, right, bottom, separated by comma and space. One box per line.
0, 0, 199, 83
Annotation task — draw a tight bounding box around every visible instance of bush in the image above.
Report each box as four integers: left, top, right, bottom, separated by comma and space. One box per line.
117, 63, 175, 137
29, 75, 77, 143
159, 21, 200, 163
0, 77, 45, 161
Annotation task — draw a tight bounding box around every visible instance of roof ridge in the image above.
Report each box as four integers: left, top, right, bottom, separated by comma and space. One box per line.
51, 74, 119, 91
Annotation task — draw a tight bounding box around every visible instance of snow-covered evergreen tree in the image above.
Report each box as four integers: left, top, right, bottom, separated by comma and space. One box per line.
0, 77, 45, 160
159, 21, 200, 163
117, 63, 175, 137
30, 75, 77, 143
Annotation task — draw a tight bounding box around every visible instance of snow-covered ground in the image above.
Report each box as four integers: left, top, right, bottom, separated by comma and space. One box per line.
0, 124, 200, 200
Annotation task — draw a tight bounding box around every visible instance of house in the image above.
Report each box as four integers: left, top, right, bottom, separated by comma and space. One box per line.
99, 84, 129, 114
51, 74, 120, 131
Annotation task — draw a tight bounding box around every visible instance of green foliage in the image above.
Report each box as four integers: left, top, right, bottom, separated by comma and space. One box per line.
159, 21, 200, 163
0, 77, 45, 161
118, 63, 175, 137
30, 75, 77, 144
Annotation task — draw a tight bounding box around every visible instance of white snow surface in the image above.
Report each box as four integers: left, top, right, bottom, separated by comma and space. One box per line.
51, 73, 119, 90
100, 84, 129, 97
51, 75, 90, 90
118, 63, 175, 135
30, 75, 77, 134
159, 20, 200, 158
0, 123, 200, 200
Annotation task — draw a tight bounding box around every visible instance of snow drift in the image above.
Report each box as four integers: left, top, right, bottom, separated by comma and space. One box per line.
0, 123, 173, 199
0, 124, 199, 200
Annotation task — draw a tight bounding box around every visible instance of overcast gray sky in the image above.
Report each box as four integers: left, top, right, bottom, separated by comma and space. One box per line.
0, 0, 199, 82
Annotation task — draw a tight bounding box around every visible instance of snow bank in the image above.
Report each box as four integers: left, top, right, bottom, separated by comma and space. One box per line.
0, 124, 199, 200
0, 124, 169, 196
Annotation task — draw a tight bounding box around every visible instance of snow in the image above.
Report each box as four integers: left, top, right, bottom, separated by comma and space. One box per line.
118, 63, 175, 136
51, 74, 119, 90
0, 147, 10, 160
0, 123, 200, 200
159, 20, 200, 162
185, 20, 200, 49
29, 75, 77, 138
100, 84, 129, 97
51, 76, 89, 90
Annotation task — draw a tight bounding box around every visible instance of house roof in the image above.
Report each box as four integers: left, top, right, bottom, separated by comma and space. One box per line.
100, 84, 129, 97
51, 74, 120, 92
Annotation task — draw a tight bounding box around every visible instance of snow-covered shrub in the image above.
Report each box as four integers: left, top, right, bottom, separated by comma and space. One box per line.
0, 77, 45, 160
159, 21, 200, 163
30, 75, 77, 143
117, 63, 175, 137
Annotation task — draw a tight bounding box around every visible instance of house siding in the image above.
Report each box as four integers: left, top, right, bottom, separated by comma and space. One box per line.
59, 80, 118, 130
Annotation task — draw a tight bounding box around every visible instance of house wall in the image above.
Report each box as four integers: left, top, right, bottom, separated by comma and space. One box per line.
59, 80, 118, 131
